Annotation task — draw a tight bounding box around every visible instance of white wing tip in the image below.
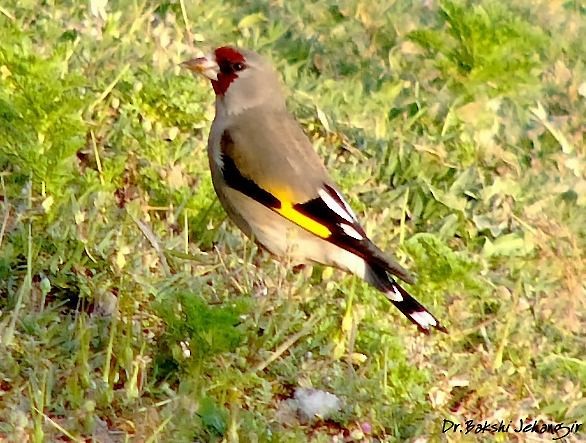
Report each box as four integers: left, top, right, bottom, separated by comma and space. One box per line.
340, 223, 364, 240
410, 310, 438, 329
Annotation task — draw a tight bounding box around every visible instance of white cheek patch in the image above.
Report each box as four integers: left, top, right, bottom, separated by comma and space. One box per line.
318, 188, 355, 223
202, 53, 219, 80
410, 310, 438, 329
340, 223, 364, 240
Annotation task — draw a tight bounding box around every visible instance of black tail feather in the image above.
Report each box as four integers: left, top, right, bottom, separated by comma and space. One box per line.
366, 264, 447, 334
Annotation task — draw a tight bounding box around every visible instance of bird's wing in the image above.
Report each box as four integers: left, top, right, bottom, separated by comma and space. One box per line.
219, 109, 331, 203
218, 122, 413, 283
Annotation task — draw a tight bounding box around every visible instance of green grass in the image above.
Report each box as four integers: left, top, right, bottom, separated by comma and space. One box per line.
1, 0, 585, 441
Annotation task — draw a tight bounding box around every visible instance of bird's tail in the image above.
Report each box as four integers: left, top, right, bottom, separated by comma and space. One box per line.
365, 264, 447, 334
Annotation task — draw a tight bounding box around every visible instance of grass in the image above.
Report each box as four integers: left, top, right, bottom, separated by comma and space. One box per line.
0, 0, 585, 441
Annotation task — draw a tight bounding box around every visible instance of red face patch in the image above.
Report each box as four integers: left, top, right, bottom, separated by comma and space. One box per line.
211, 46, 246, 96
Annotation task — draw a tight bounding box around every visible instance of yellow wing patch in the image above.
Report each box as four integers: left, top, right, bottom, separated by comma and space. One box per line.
276, 202, 331, 238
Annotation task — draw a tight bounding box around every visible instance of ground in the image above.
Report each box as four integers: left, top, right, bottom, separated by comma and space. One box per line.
0, 0, 585, 441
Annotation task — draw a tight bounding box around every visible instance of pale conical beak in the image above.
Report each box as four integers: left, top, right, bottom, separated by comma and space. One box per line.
180, 55, 219, 81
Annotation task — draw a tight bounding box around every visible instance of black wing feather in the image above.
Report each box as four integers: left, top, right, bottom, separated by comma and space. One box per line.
294, 186, 413, 283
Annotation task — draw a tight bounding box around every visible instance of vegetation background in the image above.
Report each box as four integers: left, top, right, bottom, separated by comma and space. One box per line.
0, 0, 584, 441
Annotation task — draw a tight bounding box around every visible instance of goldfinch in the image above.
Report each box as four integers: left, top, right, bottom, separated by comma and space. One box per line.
182, 46, 446, 334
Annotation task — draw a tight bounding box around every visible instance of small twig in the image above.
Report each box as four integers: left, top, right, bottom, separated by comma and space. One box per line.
254, 314, 323, 372
511, 213, 538, 235
399, 187, 409, 245
84, 245, 98, 263
128, 211, 171, 277
0, 176, 10, 249
90, 130, 105, 185
542, 354, 586, 367
345, 280, 358, 370
3, 180, 32, 346
531, 102, 575, 154
183, 209, 189, 273
0, 6, 16, 21
102, 314, 117, 384
126, 3, 157, 37
144, 205, 173, 211
33, 407, 81, 442
87, 64, 130, 113
179, 0, 195, 50
163, 248, 211, 265
145, 416, 173, 443
453, 316, 498, 338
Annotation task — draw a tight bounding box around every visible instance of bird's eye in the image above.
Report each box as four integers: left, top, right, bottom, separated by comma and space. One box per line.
218, 61, 246, 75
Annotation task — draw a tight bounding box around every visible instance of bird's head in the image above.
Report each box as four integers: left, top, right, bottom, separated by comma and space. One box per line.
182, 46, 285, 114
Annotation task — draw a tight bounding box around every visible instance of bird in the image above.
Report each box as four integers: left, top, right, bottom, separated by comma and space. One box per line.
181, 46, 447, 334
